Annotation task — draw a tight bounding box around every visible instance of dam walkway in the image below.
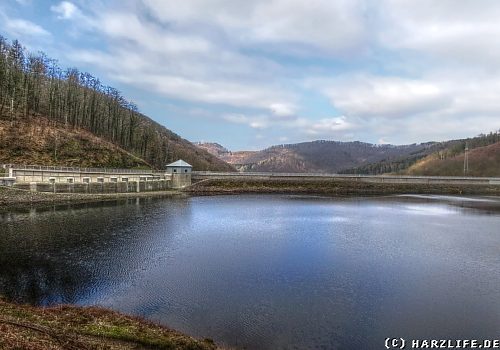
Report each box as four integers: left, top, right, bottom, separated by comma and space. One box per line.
192, 171, 500, 186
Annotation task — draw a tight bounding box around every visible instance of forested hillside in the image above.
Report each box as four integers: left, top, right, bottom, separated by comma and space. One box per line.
0, 115, 151, 168
197, 140, 435, 173
405, 136, 500, 177
198, 132, 500, 176
340, 131, 500, 176
338, 142, 451, 175
0, 36, 234, 171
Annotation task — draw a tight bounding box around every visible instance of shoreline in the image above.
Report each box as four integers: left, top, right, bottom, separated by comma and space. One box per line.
2, 177, 500, 210
0, 298, 218, 350
0, 186, 186, 211
185, 178, 500, 196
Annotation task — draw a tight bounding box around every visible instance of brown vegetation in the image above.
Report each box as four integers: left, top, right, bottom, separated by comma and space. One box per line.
187, 178, 500, 196
0, 298, 217, 350
406, 141, 500, 177
340, 132, 500, 176
0, 114, 150, 168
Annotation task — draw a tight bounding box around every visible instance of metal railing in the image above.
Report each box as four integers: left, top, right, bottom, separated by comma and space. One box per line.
5, 164, 157, 175
192, 171, 500, 183
193, 171, 499, 180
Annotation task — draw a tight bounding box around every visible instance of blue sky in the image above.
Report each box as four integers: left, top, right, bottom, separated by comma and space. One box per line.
1, 0, 499, 150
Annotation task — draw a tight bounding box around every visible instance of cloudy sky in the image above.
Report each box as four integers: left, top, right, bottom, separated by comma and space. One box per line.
1, 0, 499, 150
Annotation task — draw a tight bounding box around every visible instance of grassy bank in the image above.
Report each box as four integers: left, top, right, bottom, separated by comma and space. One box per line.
0, 298, 217, 350
187, 178, 500, 196
0, 186, 185, 211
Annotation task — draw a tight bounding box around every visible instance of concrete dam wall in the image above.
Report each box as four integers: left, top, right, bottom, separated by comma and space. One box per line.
1, 163, 193, 193
189, 171, 500, 196
192, 171, 500, 186
12, 180, 171, 194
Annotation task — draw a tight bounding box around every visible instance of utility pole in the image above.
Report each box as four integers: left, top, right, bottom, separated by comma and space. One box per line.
10, 88, 15, 123
54, 134, 58, 161
463, 142, 469, 176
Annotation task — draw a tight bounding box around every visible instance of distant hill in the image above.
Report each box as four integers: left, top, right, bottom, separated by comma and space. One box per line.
196, 140, 437, 173
406, 140, 500, 177
0, 36, 234, 171
340, 132, 500, 177
193, 142, 231, 158
197, 131, 500, 176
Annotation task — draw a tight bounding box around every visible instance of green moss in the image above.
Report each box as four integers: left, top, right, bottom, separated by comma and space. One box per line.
83, 323, 181, 349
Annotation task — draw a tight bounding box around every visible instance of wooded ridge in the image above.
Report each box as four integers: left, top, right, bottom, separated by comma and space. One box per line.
0, 36, 234, 171
197, 132, 500, 176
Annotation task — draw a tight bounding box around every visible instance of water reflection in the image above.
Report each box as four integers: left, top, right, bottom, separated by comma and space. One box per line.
0, 197, 192, 305
0, 195, 499, 349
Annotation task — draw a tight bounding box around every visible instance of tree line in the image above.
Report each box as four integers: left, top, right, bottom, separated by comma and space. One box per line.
0, 36, 197, 169
339, 131, 500, 175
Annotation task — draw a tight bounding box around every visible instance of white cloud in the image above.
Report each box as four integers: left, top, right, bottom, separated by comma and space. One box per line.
116, 71, 293, 110
3, 17, 50, 37
270, 103, 297, 117
378, 0, 500, 66
40, 0, 500, 147
67, 18, 296, 111
142, 0, 369, 56
223, 114, 248, 124
223, 114, 270, 129
311, 70, 500, 143
302, 116, 353, 135
100, 13, 212, 55
222, 112, 355, 140
319, 75, 451, 118
51, 1, 81, 20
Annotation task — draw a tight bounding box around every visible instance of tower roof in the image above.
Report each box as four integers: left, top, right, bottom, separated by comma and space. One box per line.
166, 160, 192, 167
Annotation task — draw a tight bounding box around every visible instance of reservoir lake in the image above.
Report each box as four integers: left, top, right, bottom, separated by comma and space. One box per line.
0, 195, 499, 349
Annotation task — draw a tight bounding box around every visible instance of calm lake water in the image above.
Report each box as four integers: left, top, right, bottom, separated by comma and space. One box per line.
1, 195, 499, 349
